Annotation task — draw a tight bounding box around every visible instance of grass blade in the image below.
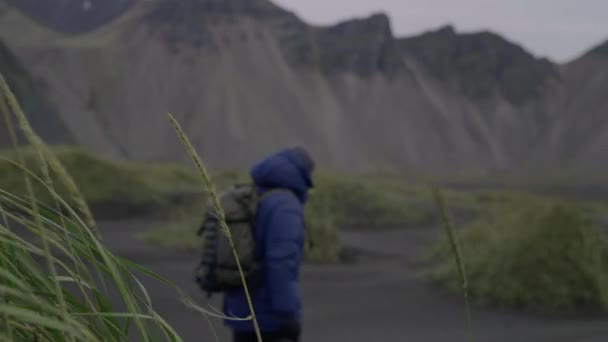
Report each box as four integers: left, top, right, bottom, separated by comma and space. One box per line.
432, 186, 473, 342
167, 113, 263, 341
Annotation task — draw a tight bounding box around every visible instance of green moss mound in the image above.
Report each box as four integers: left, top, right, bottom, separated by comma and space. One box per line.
0, 145, 200, 206
429, 200, 608, 313
309, 172, 433, 229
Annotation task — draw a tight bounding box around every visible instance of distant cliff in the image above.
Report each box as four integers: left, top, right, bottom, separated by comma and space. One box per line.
0, 0, 606, 177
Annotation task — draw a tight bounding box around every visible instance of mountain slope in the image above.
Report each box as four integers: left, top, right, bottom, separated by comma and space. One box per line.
0, 39, 73, 147
5, 0, 135, 34
0, 0, 605, 177
530, 52, 608, 174
399, 25, 557, 105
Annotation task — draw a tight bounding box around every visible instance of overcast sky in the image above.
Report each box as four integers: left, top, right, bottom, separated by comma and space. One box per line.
273, 0, 608, 63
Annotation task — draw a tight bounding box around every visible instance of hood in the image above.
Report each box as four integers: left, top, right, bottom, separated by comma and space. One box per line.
250, 148, 314, 203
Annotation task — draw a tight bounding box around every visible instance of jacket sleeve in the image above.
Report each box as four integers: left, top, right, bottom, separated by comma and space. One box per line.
263, 197, 304, 316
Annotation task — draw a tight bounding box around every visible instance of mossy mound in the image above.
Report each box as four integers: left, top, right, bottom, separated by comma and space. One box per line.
428, 200, 608, 313
0, 145, 200, 207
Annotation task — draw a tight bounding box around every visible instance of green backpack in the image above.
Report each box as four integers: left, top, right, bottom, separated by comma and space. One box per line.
194, 184, 286, 296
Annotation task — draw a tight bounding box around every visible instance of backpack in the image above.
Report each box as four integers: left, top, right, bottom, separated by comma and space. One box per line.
194, 184, 287, 297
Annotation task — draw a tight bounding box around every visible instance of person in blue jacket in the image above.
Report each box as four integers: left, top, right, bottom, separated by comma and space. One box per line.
224, 146, 315, 342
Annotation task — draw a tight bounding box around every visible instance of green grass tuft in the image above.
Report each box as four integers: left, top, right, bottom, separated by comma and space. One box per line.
309, 172, 434, 230
432, 187, 472, 340
427, 198, 608, 314
167, 112, 262, 341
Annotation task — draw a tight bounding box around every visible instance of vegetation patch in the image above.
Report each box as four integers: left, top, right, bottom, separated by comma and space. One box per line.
0, 77, 207, 340
0, 190, 191, 341
308, 172, 434, 229
0, 145, 201, 209
141, 171, 435, 263
427, 198, 608, 314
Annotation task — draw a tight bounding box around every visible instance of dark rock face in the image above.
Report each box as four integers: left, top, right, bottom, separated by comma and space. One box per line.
400, 26, 557, 104
0, 41, 73, 147
586, 39, 608, 57
314, 13, 403, 76
7, 0, 134, 33
151, 0, 285, 16
5, 0, 557, 104
146, 1, 403, 77
146, 0, 215, 49
279, 16, 557, 99
277, 13, 403, 76
146, 0, 289, 48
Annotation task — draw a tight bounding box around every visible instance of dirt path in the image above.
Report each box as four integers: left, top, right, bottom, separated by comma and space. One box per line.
100, 219, 608, 342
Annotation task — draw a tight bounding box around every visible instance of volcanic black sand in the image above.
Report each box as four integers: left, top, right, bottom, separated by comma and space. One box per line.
98, 218, 608, 342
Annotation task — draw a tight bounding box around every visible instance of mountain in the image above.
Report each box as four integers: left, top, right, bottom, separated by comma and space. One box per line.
0, 0, 606, 178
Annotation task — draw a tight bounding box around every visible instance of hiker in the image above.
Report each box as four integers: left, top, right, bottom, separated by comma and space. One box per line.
222, 146, 315, 342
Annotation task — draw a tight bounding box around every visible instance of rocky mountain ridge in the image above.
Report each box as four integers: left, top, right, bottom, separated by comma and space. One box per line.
0, 0, 606, 178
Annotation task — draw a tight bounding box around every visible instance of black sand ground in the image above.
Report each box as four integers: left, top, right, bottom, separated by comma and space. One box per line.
101, 219, 608, 342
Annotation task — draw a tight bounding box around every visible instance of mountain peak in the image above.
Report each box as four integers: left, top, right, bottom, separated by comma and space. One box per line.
400, 26, 557, 104
151, 0, 285, 16
148, 0, 288, 23
585, 38, 608, 57
307, 12, 401, 75
361, 12, 391, 31
329, 12, 392, 36
146, 0, 291, 48
435, 24, 457, 36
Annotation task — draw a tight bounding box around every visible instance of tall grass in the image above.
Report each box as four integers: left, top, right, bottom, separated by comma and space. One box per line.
0, 70, 263, 341
0, 70, 191, 341
167, 113, 262, 342
0, 75, 97, 236
429, 198, 608, 314
432, 187, 472, 342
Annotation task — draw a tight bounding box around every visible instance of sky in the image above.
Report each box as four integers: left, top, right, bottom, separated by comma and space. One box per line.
273, 0, 608, 63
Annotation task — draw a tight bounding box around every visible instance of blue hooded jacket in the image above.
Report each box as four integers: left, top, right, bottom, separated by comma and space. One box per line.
223, 148, 314, 332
